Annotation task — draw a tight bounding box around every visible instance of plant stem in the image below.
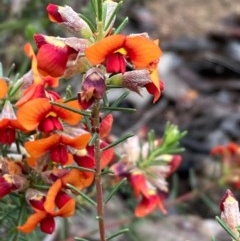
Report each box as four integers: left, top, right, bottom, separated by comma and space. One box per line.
92, 99, 106, 241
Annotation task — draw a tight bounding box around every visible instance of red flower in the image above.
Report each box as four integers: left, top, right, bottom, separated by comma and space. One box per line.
74, 141, 114, 169
0, 101, 26, 145
128, 172, 149, 198
0, 174, 27, 198
17, 189, 75, 234
25, 133, 91, 165
17, 98, 82, 132
15, 43, 60, 107
135, 190, 167, 217
34, 34, 77, 77
85, 34, 162, 73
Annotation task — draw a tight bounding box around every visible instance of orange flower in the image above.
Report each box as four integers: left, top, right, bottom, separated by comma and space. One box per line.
135, 189, 167, 217
85, 34, 162, 73
144, 39, 164, 103
43, 168, 94, 213
145, 66, 164, 103
25, 132, 91, 165
17, 189, 75, 234
17, 98, 82, 132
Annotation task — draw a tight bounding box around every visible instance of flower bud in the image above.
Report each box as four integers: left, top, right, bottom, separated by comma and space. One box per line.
220, 189, 240, 236
47, 4, 93, 39
78, 68, 106, 109
122, 70, 151, 94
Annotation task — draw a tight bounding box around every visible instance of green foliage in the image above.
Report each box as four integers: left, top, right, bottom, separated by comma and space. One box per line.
0, 195, 43, 241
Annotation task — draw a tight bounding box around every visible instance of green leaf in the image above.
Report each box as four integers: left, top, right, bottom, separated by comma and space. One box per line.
102, 106, 136, 112
200, 193, 219, 214
96, 0, 103, 21
215, 216, 239, 241
7, 63, 16, 77
50, 101, 91, 116
65, 85, 73, 99
107, 228, 129, 240
79, 13, 96, 32
105, 178, 127, 204
89, 132, 99, 146
113, 17, 129, 34
75, 237, 90, 241
101, 133, 134, 151
66, 184, 97, 206
64, 165, 96, 173
0, 62, 3, 76
104, 1, 123, 31
103, 90, 130, 116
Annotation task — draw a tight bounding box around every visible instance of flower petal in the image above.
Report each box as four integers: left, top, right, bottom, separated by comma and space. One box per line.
25, 134, 60, 158
134, 193, 158, 217
124, 36, 162, 68
53, 191, 75, 217
85, 35, 126, 65
0, 78, 8, 99
24, 43, 60, 87
47, 4, 64, 23
100, 142, 114, 169
34, 34, 74, 77
62, 169, 94, 190
145, 68, 162, 103
40, 215, 55, 234
44, 179, 63, 213
36, 43, 69, 77
54, 197, 75, 217
0, 176, 13, 198
15, 83, 46, 107
100, 114, 113, 138
17, 98, 51, 131
52, 100, 83, 125
129, 172, 149, 198
17, 211, 47, 233
61, 132, 91, 149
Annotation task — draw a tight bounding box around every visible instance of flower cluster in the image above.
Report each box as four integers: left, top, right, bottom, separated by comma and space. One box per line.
111, 126, 184, 217
211, 142, 240, 188
0, 0, 183, 237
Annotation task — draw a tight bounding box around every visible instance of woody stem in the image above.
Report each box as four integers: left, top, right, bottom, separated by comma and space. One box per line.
92, 99, 106, 241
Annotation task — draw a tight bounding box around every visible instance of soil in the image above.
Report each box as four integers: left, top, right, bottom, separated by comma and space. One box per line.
147, 0, 240, 40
